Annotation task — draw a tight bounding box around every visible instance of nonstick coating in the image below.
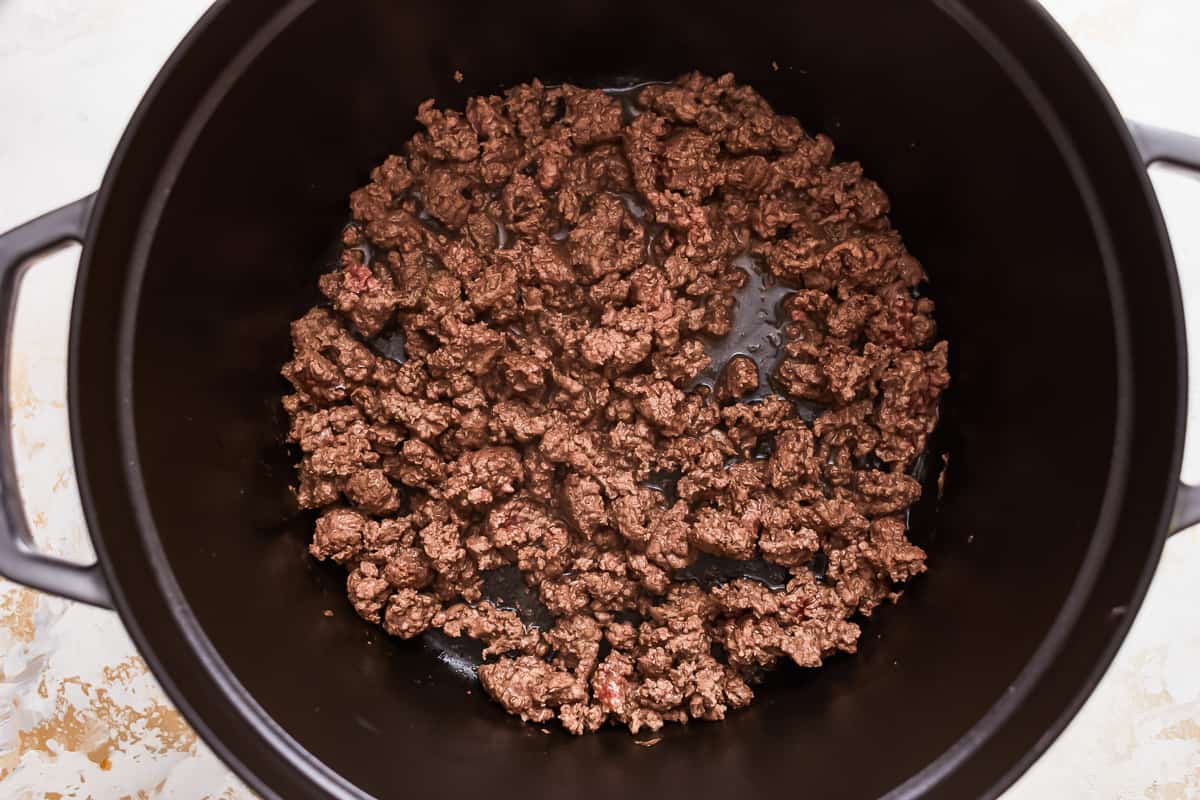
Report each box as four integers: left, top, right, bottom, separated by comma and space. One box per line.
67, 1, 1182, 798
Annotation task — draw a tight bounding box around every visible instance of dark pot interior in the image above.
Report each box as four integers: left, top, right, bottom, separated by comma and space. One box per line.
72, 0, 1181, 797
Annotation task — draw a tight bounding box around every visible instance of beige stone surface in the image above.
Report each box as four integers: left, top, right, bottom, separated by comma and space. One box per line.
0, 1, 1197, 797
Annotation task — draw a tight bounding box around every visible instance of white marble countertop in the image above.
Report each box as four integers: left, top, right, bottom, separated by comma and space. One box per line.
1, 1, 1198, 797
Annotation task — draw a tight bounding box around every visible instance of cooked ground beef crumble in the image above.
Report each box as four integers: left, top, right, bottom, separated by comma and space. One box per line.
281, 72, 949, 735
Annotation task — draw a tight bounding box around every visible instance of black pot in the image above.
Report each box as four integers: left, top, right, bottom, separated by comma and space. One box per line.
2, 1, 1199, 798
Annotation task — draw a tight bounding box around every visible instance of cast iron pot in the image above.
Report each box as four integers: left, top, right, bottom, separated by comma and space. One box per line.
2, 1, 1200, 798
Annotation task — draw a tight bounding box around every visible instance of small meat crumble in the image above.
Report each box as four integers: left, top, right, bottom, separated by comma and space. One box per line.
281, 72, 949, 735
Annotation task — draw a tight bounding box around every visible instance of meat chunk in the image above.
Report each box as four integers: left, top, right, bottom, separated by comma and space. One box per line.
444, 446, 524, 508
715, 355, 759, 402
382, 589, 439, 638
479, 656, 587, 723
310, 508, 369, 564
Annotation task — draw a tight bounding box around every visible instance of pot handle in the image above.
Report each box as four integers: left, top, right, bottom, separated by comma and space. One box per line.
1129, 122, 1200, 534
0, 195, 112, 607
1130, 123, 1200, 172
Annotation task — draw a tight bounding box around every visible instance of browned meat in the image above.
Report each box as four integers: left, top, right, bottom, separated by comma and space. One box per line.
281, 72, 948, 736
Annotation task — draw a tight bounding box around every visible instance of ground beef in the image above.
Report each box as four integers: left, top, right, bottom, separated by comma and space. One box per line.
281, 72, 949, 735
